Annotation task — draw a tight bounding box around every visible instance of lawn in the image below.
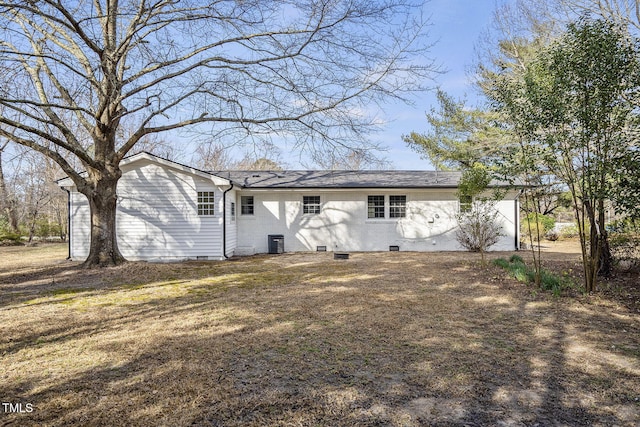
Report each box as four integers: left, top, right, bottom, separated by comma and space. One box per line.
1, 243, 638, 426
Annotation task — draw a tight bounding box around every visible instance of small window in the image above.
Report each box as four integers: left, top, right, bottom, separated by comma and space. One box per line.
230, 202, 236, 221
303, 195, 321, 214
460, 195, 473, 213
197, 191, 215, 216
389, 195, 407, 218
241, 196, 254, 215
368, 195, 385, 218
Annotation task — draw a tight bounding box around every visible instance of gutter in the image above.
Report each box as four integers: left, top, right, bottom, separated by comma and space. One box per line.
515, 189, 524, 251
222, 183, 234, 259
63, 188, 71, 260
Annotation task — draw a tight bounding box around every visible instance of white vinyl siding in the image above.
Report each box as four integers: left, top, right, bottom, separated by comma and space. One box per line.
225, 189, 238, 256
197, 191, 215, 216
69, 191, 90, 260
68, 160, 227, 261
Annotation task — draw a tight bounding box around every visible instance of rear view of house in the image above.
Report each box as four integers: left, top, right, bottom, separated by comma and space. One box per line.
58, 152, 520, 261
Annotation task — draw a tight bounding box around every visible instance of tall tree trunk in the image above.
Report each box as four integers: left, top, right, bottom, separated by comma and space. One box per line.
0, 148, 20, 233
599, 231, 613, 277
597, 201, 613, 277
81, 176, 125, 267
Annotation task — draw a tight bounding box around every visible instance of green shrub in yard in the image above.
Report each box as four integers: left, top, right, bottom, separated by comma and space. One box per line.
522, 213, 556, 241
509, 254, 524, 264
0, 232, 22, 244
493, 256, 569, 295
493, 258, 510, 269
0, 219, 23, 245
559, 225, 579, 239
538, 270, 562, 291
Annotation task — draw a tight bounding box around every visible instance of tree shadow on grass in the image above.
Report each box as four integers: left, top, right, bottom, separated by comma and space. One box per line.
1, 252, 638, 426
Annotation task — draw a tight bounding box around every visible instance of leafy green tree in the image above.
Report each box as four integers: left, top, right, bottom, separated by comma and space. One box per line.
403, 90, 510, 170
613, 149, 640, 220
496, 17, 640, 292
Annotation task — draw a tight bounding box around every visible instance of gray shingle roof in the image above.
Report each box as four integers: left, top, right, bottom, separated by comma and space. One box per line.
210, 170, 512, 189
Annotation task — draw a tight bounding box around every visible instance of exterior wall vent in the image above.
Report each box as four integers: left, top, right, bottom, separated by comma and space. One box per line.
316, 246, 327, 252
389, 245, 400, 251
334, 252, 349, 260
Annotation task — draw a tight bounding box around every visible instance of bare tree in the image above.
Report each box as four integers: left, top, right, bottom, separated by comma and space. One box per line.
5, 147, 68, 243
194, 143, 235, 171
235, 157, 285, 171
194, 140, 286, 171
455, 201, 504, 266
546, 0, 640, 32
0, 0, 436, 266
235, 140, 288, 170
40, 153, 69, 242
310, 147, 393, 170
19, 158, 50, 243
0, 140, 20, 233
132, 134, 185, 162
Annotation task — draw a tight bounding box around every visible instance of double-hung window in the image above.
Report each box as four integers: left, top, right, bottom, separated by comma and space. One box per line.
197, 191, 215, 216
368, 195, 407, 219
241, 196, 254, 215
367, 195, 385, 218
389, 195, 407, 218
303, 196, 321, 214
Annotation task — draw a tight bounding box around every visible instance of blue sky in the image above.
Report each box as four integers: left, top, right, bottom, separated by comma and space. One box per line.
3, 1, 500, 176
366, 0, 499, 170
180, 1, 502, 170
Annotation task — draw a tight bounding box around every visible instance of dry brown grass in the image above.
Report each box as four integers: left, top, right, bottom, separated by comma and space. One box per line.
1, 242, 639, 426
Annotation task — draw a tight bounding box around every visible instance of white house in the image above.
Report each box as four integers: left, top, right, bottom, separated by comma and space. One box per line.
58, 152, 521, 261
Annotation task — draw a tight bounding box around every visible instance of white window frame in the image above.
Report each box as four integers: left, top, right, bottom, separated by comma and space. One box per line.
197, 191, 215, 216
240, 195, 254, 215
303, 195, 321, 215
368, 195, 407, 219
367, 195, 385, 218
389, 195, 407, 218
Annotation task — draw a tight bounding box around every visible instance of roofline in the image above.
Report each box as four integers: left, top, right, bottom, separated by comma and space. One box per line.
57, 153, 522, 190
233, 183, 518, 190
237, 185, 461, 190
57, 151, 234, 188
122, 152, 231, 185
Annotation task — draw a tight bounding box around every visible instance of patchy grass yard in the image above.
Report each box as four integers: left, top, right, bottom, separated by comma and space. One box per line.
1, 243, 639, 426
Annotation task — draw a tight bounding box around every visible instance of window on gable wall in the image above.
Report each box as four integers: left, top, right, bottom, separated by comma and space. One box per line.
197, 191, 215, 216
303, 195, 321, 214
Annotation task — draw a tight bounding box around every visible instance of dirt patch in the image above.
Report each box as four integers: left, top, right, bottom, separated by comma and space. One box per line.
1, 243, 638, 426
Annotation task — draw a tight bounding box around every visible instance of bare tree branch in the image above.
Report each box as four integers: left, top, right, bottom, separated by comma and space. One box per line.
0, 0, 435, 266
